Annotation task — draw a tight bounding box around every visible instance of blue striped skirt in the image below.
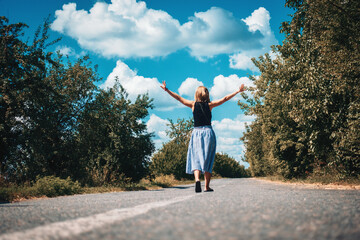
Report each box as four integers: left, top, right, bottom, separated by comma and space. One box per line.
186, 125, 216, 174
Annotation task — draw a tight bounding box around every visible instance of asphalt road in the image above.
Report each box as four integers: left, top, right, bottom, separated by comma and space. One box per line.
0, 178, 359, 240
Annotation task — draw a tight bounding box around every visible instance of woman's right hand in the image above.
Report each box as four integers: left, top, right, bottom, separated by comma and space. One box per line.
239, 84, 245, 93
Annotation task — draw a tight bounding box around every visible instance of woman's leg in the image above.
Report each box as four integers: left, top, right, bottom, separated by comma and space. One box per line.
194, 170, 201, 192
194, 170, 201, 182
204, 171, 212, 190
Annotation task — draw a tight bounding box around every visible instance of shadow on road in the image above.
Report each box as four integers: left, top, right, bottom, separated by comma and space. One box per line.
0, 204, 31, 207
167, 186, 192, 190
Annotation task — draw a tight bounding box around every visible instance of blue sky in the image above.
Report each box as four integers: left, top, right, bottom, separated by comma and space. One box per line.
1, 0, 293, 166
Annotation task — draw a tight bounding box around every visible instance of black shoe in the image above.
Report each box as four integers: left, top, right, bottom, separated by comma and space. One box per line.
195, 181, 201, 193
204, 188, 214, 192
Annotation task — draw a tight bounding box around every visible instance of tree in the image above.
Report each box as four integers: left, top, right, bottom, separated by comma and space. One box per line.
241, 121, 268, 177
213, 153, 248, 178
1, 16, 102, 182
151, 118, 249, 179
240, 0, 360, 178
150, 118, 193, 180
76, 83, 154, 184
0, 16, 29, 182
1, 17, 155, 184
282, 0, 360, 176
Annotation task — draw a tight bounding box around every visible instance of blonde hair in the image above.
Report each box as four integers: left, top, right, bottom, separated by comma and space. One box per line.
195, 86, 210, 102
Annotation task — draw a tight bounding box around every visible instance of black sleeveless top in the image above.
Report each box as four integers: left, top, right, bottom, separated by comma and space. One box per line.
193, 102, 212, 127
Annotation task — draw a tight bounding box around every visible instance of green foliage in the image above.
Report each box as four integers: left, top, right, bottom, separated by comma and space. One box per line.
0, 17, 154, 185
32, 176, 82, 197
166, 118, 193, 142
241, 0, 360, 178
77, 83, 154, 184
0, 16, 96, 182
150, 118, 193, 180
213, 153, 248, 178
0, 176, 81, 202
333, 102, 360, 176
0, 187, 16, 202
151, 118, 249, 179
241, 121, 270, 177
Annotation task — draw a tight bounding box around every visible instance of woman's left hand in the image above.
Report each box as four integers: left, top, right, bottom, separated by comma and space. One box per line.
160, 81, 167, 91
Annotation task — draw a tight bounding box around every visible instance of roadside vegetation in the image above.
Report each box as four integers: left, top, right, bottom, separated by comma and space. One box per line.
240, 0, 359, 183
1, 0, 359, 202
150, 118, 249, 180
0, 175, 195, 202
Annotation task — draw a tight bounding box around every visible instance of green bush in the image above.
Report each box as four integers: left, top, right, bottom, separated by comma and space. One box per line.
0, 187, 15, 202
0, 182, 34, 202
213, 153, 248, 178
32, 176, 82, 197
150, 118, 193, 180
0, 184, 35, 202
150, 139, 190, 180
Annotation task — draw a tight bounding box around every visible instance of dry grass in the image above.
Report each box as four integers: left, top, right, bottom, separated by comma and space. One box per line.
1, 175, 194, 203
151, 174, 177, 188
255, 176, 360, 190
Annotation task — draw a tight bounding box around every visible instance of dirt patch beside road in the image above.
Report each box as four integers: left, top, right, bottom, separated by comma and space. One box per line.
254, 177, 360, 190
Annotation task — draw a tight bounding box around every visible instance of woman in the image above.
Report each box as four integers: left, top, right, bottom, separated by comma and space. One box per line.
160, 81, 245, 192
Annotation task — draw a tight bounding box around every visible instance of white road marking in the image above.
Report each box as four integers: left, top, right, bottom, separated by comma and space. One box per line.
0, 195, 193, 240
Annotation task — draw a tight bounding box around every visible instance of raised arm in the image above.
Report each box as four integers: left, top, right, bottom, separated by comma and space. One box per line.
160, 81, 194, 108
209, 84, 245, 110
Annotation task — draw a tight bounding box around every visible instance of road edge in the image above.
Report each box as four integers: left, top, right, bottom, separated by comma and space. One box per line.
252, 177, 360, 190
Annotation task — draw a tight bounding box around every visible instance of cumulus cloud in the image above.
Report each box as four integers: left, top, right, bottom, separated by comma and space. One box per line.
178, 78, 203, 97
212, 115, 252, 138
102, 62, 256, 110
146, 114, 170, 150
212, 114, 255, 166
56, 45, 73, 55
51, 0, 269, 60
52, 1, 183, 58
101, 60, 178, 110
55, 45, 86, 58
243, 7, 272, 37
229, 7, 278, 70
181, 7, 262, 59
229, 53, 255, 71
146, 113, 254, 165
210, 74, 255, 101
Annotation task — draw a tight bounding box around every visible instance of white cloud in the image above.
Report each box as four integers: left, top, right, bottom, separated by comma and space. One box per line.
108, 0, 147, 17
229, 7, 278, 70
56, 45, 86, 58
51, 1, 269, 60
102, 63, 256, 110
146, 113, 255, 166
56, 45, 72, 55
212, 115, 253, 138
52, 1, 183, 58
101, 60, 178, 110
146, 113, 254, 165
243, 7, 271, 35
210, 74, 255, 101
181, 7, 263, 59
146, 114, 170, 150
212, 114, 255, 166
178, 78, 203, 97
229, 53, 255, 71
